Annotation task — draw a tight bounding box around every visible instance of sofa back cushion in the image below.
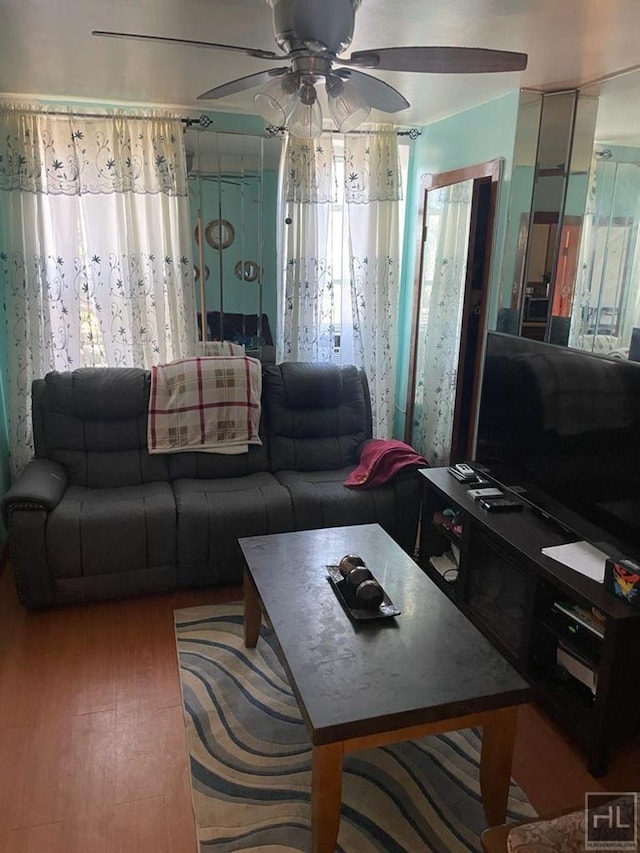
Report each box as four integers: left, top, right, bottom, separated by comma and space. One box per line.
166, 416, 270, 480
33, 368, 168, 487
262, 362, 371, 472
33, 366, 272, 487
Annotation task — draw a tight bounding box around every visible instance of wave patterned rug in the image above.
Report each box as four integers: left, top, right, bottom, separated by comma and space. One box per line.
175, 603, 536, 853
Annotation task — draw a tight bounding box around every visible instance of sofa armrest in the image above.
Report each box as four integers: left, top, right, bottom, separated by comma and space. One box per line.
1, 459, 68, 525
1, 459, 67, 609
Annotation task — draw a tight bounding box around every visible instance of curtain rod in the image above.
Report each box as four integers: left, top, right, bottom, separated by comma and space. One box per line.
0, 106, 194, 123
265, 123, 421, 139
0, 108, 272, 136
0, 107, 421, 138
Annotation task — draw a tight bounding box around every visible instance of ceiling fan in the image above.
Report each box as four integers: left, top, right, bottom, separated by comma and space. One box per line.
93, 0, 527, 138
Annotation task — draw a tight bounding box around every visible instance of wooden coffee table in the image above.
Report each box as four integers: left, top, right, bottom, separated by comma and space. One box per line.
239, 523, 532, 853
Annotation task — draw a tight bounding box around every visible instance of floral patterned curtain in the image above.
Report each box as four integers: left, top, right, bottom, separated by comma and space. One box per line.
277, 128, 402, 437
0, 105, 196, 477
568, 154, 598, 348
278, 133, 337, 362
344, 129, 402, 437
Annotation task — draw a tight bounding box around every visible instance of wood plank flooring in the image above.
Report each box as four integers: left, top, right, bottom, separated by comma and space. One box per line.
0, 565, 637, 852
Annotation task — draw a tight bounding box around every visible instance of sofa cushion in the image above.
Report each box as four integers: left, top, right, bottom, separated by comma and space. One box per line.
275, 468, 421, 554
173, 473, 294, 587
167, 444, 271, 479
46, 482, 177, 579
262, 363, 369, 472
33, 368, 168, 487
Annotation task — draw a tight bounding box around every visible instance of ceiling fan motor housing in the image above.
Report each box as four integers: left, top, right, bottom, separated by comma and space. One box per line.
267, 0, 361, 55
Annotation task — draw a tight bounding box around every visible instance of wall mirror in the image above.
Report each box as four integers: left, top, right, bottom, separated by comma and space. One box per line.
496, 74, 640, 360
567, 72, 640, 360
496, 90, 598, 344
406, 160, 500, 466
184, 126, 282, 360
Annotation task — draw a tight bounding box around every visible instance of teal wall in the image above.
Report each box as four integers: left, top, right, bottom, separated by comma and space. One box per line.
394, 91, 521, 436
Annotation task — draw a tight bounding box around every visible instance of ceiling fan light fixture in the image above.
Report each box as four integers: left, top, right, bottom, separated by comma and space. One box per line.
289, 83, 323, 139
97, 1, 529, 135
253, 72, 298, 125
327, 76, 371, 133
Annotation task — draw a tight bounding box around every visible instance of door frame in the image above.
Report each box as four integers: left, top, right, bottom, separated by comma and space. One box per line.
404, 159, 501, 463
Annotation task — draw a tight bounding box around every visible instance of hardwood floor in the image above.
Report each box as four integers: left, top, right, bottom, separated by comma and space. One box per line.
0, 566, 238, 853
0, 564, 637, 852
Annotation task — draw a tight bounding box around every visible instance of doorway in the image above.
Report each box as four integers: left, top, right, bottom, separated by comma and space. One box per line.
405, 160, 500, 465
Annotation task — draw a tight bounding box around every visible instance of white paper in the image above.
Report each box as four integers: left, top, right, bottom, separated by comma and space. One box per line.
541, 541, 608, 583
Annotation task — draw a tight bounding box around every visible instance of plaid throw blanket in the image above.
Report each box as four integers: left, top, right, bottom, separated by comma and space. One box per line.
148, 356, 262, 454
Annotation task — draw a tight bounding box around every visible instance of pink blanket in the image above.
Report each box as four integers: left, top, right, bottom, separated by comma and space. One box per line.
148, 356, 262, 454
344, 439, 428, 488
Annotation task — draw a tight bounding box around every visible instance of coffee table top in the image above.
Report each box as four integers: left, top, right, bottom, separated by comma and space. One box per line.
239, 523, 531, 745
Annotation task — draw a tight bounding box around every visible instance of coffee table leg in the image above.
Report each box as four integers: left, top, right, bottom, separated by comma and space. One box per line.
243, 571, 261, 648
311, 741, 343, 853
480, 706, 519, 826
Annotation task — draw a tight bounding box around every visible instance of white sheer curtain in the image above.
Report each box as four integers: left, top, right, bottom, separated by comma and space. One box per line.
569, 155, 600, 348
344, 129, 402, 437
277, 134, 337, 362
0, 105, 196, 476
411, 180, 473, 465
277, 129, 402, 436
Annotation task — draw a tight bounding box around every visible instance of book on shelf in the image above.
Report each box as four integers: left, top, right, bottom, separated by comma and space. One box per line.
557, 641, 598, 695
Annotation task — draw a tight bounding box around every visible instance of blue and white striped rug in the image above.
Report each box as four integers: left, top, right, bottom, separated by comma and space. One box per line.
175, 603, 536, 853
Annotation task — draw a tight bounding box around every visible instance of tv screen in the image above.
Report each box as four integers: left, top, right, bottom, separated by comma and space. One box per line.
475, 332, 640, 556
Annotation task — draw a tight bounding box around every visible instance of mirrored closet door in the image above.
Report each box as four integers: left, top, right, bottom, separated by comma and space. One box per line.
184, 126, 282, 361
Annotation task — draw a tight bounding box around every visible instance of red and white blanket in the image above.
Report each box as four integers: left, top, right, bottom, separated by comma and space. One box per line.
148, 356, 262, 454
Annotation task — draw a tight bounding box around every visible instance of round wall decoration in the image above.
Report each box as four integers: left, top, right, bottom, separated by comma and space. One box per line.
234, 260, 261, 283
205, 219, 235, 250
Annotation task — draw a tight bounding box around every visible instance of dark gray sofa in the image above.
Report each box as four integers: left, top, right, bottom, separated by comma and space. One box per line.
1, 361, 422, 609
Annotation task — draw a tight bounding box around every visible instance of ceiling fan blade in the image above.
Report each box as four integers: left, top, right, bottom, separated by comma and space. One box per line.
334, 68, 409, 113
197, 68, 289, 100
344, 46, 528, 74
91, 30, 282, 61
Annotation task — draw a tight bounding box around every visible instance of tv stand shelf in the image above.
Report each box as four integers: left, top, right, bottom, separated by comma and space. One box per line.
418, 466, 640, 777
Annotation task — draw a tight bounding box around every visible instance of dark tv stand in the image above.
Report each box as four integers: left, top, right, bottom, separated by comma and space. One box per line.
418, 466, 640, 777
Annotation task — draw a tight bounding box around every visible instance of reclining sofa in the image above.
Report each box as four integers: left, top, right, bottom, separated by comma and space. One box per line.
1, 361, 422, 609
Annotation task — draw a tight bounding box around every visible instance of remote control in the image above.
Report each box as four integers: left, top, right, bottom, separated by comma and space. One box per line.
447, 463, 477, 483
454, 463, 475, 477
479, 497, 523, 512
467, 487, 504, 500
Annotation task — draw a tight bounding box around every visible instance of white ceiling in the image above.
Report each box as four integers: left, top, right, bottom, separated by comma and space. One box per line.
2, 0, 640, 137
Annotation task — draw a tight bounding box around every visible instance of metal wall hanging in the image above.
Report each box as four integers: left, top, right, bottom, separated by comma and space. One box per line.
234, 260, 261, 283
205, 219, 235, 250
194, 264, 211, 282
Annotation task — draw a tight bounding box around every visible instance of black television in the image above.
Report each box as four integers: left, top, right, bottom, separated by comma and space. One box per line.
474, 331, 640, 557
